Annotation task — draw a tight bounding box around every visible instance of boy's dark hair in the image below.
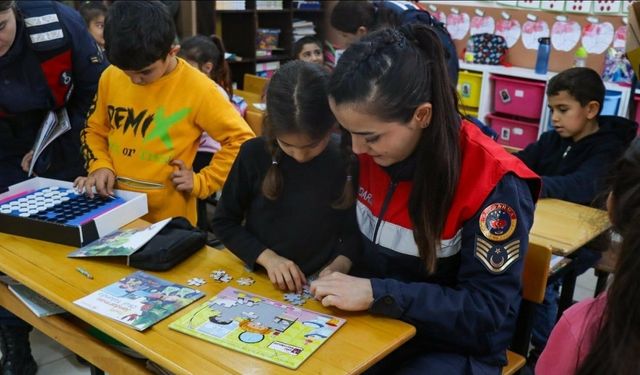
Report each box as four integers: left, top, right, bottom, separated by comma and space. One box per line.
78, 1, 107, 26
293, 36, 322, 58
179, 34, 233, 98
577, 138, 640, 375
262, 61, 355, 209
330, 24, 461, 273
331, 1, 400, 34
547, 67, 605, 114
0, 1, 14, 12
104, 0, 175, 70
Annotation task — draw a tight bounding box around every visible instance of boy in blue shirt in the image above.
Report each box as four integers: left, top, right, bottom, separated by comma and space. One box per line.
515, 67, 637, 365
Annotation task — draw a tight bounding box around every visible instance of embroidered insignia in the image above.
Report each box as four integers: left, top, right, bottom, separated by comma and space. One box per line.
479, 203, 517, 242
475, 237, 520, 274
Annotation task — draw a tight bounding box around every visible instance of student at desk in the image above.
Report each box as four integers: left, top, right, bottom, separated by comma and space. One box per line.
514, 67, 637, 364
311, 25, 540, 373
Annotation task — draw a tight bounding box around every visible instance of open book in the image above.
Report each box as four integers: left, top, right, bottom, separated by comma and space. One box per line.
28, 108, 71, 177
9, 284, 66, 318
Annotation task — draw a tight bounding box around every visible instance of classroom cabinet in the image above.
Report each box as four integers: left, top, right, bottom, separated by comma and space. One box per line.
458, 61, 633, 149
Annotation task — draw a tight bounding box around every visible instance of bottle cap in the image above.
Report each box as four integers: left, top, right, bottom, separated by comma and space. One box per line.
575, 46, 588, 58
538, 37, 550, 44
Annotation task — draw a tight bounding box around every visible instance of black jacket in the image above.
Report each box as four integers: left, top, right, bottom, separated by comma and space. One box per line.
515, 116, 637, 205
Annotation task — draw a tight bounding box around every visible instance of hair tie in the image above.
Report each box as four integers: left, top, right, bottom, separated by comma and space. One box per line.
346, 175, 353, 181
271, 159, 278, 166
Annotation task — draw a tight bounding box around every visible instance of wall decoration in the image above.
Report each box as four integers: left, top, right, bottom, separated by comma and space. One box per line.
540, 1, 565, 12
470, 10, 496, 35
522, 16, 550, 49
517, 0, 541, 9
564, 0, 593, 14
582, 20, 614, 54
551, 17, 582, 51
593, 0, 622, 14
495, 14, 522, 48
447, 11, 471, 40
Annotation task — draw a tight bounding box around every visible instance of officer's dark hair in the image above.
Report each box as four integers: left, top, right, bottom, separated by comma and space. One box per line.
104, 0, 175, 70
179, 34, 233, 98
576, 138, 640, 375
79, 1, 107, 27
262, 61, 355, 209
329, 24, 460, 273
330, 0, 400, 34
547, 67, 605, 115
293, 36, 322, 58
0, 1, 15, 12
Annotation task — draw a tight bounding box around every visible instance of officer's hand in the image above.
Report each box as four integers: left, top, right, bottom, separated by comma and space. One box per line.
20, 150, 34, 173
310, 272, 373, 311
170, 159, 194, 193
256, 249, 307, 293
74, 168, 115, 198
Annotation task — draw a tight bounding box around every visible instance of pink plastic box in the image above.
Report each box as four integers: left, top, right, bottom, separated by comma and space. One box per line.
491, 75, 546, 120
487, 113, 540, 149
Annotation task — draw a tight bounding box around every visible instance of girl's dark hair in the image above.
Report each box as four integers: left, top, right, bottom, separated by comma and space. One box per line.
293, 36, 322, 58
179, 34, 233, 98
329, 24, 461, 273
262, 61, 355, 209
576, 138, 640, 375
0, 1, 14, 12
79, 1, 107, 26
330, 1, 400, 34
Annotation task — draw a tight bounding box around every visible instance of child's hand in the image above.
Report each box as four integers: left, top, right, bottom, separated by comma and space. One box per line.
74, 168, 115, 198
310, 273, 373, 311
319, 255, 352, 278
20, 150, 34, 173
256, 249, 307, 293
170, 159, 194, 193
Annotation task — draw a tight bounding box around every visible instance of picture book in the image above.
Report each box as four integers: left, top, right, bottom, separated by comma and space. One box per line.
9, 284, 65, 318
29, 108, 71, 177
68, 218, 171, 258
169, 287, 346, 369
74, 271, 204, 331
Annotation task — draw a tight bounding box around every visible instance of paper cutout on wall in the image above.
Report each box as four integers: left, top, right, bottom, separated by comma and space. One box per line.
470, 15, 496, 35
446, 12, 471, 40
517, 0, 541, 9
613, 25, 627, 49
433, 11, 447, 25
496, 19, 522, 48
582, 22, 614, 54
564, 0, 593, 14
522, 20, 550, 49
496, 0, 519, 6
540, 1, 565, 11
621, 0, 633, 14
593, 0, 622, 14
551, 20, 582, 51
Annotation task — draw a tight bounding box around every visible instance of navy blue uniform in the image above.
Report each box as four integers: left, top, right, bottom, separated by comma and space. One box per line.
356, 122, 540, 374
0, 1, 107, 190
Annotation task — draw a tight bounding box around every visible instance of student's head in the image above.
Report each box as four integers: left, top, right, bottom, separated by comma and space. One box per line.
178, 34, 232, 97
79, 1, 107, 49
329, 24, 460, 273
104, 1, 177, 85
576, 139, 640, 375
293, 36, 323, 65
330, 1, 400, 47
262, 61, 354, 208
0, 0, 16, 57
546, 67, 604, 142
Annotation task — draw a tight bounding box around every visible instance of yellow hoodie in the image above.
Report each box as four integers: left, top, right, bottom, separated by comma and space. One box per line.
82, 58, 255, 225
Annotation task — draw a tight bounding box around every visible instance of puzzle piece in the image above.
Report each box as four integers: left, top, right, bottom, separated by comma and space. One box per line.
210, 269, 233, 283
237, 277, 255, 286
187, 277, 206, 287
283, 293, 307, 306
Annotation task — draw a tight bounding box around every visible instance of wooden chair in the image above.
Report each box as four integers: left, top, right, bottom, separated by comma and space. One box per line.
243, 74, 269, 96
502, 242, 552, 375
245, 109, 264, 136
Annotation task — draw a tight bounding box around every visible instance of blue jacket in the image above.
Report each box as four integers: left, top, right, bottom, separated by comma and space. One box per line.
0, 1, 107, 189
515, 116, 637, 205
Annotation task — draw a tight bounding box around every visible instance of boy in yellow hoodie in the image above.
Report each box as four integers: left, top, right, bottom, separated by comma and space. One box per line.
75, 1, 254, 225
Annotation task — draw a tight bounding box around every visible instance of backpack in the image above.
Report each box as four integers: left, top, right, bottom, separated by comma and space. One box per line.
377, 1, 459, 86
467, 33, 509, 66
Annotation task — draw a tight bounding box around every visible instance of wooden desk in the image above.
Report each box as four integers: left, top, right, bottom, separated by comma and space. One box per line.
0, 229, 415, 375
529, 198, 610, 256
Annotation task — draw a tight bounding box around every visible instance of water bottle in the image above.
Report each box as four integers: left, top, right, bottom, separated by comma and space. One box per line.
535, 37, 551, 75
464, 38, 475, 63
574, 46, 587, 67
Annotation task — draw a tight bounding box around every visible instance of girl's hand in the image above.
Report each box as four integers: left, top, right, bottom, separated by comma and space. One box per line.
256, 249, 307, 292
319, 255, 352, 278
170, 159, 194, 193
310, 272, 373, 311
20, 150, 34, 173
74, 168, 115, 198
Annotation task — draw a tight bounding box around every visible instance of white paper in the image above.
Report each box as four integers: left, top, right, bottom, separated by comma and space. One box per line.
582, 22, 615, 54
496, 19, 522, 48
470, 15, 496, 35
446, 12, 471, 40
522, 20, 550, 49
551, 20, 582, 51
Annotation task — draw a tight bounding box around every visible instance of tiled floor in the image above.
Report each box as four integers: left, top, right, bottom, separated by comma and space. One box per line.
23, 267, 602, 374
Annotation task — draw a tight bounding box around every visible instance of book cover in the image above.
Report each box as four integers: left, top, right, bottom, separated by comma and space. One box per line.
68, 218, 171, 258
29, 108, 71, 177
169, 287, 346, 369
9, 284, 66, 318
74, 271, 204, 331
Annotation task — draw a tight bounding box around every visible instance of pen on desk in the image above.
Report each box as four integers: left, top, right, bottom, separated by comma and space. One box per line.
76, 267, 93, 279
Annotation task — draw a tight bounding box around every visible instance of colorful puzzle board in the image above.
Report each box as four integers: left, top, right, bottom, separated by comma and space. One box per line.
169, 287, 346, 369
0, 186, 126, 226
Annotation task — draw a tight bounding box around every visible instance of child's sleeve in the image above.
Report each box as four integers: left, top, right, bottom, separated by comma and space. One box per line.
80, 73, 114, 174
535, 315, 581, 375
191, 90, 255, 199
